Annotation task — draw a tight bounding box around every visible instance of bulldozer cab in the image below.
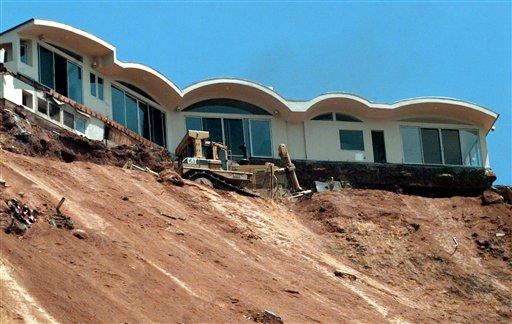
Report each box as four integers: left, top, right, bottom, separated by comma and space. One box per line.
175, 130, 228, 171
174, 130, 256, 195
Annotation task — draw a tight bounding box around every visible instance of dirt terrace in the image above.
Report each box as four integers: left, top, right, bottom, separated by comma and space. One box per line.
1, 150, 511, 323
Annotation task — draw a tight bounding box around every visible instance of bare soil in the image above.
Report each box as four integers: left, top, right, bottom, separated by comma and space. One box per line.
0, 104, 172, 171
1, 103, 511, 323
1, 150, 511, 323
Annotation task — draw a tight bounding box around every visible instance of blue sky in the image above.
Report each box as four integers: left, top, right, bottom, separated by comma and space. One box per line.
1, 1, 511, 184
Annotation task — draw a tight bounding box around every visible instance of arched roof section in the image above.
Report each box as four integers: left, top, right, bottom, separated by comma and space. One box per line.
2, 19, 499, 131
13, 19, 181, 108
180, 78, 291, 118
304, 93, 498, 132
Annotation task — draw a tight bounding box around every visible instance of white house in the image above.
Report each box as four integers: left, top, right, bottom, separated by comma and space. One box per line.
1, 19, 499, 169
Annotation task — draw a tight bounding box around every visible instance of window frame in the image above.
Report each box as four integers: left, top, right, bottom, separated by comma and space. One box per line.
37, 43, 84, 103
90, 73, 97, 97
311, 112, 362, 122
62, 109, 88, 134
20, 42, 28, 64
111, 84, 167, 147
248, 118, 273, 158
339, 129, 365, 151
399, 125, 482, 167
89, 72, 105, 101
184, 114, 273, 158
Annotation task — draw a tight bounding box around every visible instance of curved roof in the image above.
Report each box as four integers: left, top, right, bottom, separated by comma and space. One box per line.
181, 79, 498, 131
12, 19, 182, 107
181, 78, 291, 118
2, 19, 498, 132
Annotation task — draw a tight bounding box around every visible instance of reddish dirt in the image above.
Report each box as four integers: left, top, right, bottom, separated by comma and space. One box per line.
1, 103, 172, 171
1, 150, 511, 323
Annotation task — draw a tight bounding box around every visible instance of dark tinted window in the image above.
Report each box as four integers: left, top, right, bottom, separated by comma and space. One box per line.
125, 95, 139, 133
401, 127, 422, 163
335, 113, 362, 122
111, 86, 126, 125
311, 113, 333, 121
38, 46, 54, 88
138, 102, 151, 140
49, 103, 60, 122
90, 73, 96, 96
460, 130, 481, 166
224, 119, 244, 156
371, 131, 386, 163
67, 62, 83, 103
54, 53, 67, 96
339, 130, 364, 150
184, 99, 270, 115
150, 107, 165, 147
75, 117, 86, 134
37, 98, 48, 115
421, 128, 442, 164
97, 78, 104, 100
203, 118, 223, 143
185, 117, 202, 131
63, 111, 74, 128
442, 129, 462, 165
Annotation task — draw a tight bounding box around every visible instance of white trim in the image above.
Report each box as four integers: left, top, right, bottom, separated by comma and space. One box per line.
4, 19, 499, 131
399, 125, 483, 167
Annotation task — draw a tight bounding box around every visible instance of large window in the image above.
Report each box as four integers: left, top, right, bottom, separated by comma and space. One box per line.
67, 62, 83, 104
202, 118, 223, 143
111, 85, 166, 147
400, 126, 482, 166
460, 130, 482, 166
38, 45, 83, 103
224, 119, 245, 156
339, 130, 365, 151
185, 116, 272, 157
401, 127, 422, 163
250, 120, 272, 157
441, 129, 462, 165
182, 99, 273, 157
421, 128, 442, 164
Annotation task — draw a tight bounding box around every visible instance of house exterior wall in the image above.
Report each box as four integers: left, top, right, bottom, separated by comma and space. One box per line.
1, 30, 169, 144
0, 19, 498, 170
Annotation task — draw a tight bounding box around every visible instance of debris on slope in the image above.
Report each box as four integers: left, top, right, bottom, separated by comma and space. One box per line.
0, 102, 172, 171
48, 197, 74, 230
1, 199, 38, 235
157, 169, 185, 187
293, 189, 512, 322
1, 126, 511, 322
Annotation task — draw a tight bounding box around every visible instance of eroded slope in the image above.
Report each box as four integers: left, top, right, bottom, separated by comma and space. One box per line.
1, 151, 511, 323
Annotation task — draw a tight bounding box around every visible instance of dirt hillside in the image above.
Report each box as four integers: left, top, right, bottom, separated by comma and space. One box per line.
1, 148, 511, 323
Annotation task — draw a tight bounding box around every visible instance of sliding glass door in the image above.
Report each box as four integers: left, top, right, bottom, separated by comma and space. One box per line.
401, 126, 482, 166
224, 119, 244, 156
184, 116, 272, 158
38, 45, 83, 103
66, 61, 83, 103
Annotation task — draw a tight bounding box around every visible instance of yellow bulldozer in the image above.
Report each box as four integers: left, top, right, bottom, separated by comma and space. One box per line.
175, 130, 311, 198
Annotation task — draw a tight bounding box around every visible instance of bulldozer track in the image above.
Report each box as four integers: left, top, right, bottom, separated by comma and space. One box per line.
185, 170, 260, 198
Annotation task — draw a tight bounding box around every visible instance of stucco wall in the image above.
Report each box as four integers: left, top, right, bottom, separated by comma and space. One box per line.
1, 22, 494, 169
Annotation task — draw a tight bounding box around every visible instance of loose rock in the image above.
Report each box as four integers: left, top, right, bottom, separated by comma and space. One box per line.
157, 169, 185, 187
481, 190, 504, 205
72, 229, 88, 239
334, 269, 357, 280
258, 310, 284, 324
